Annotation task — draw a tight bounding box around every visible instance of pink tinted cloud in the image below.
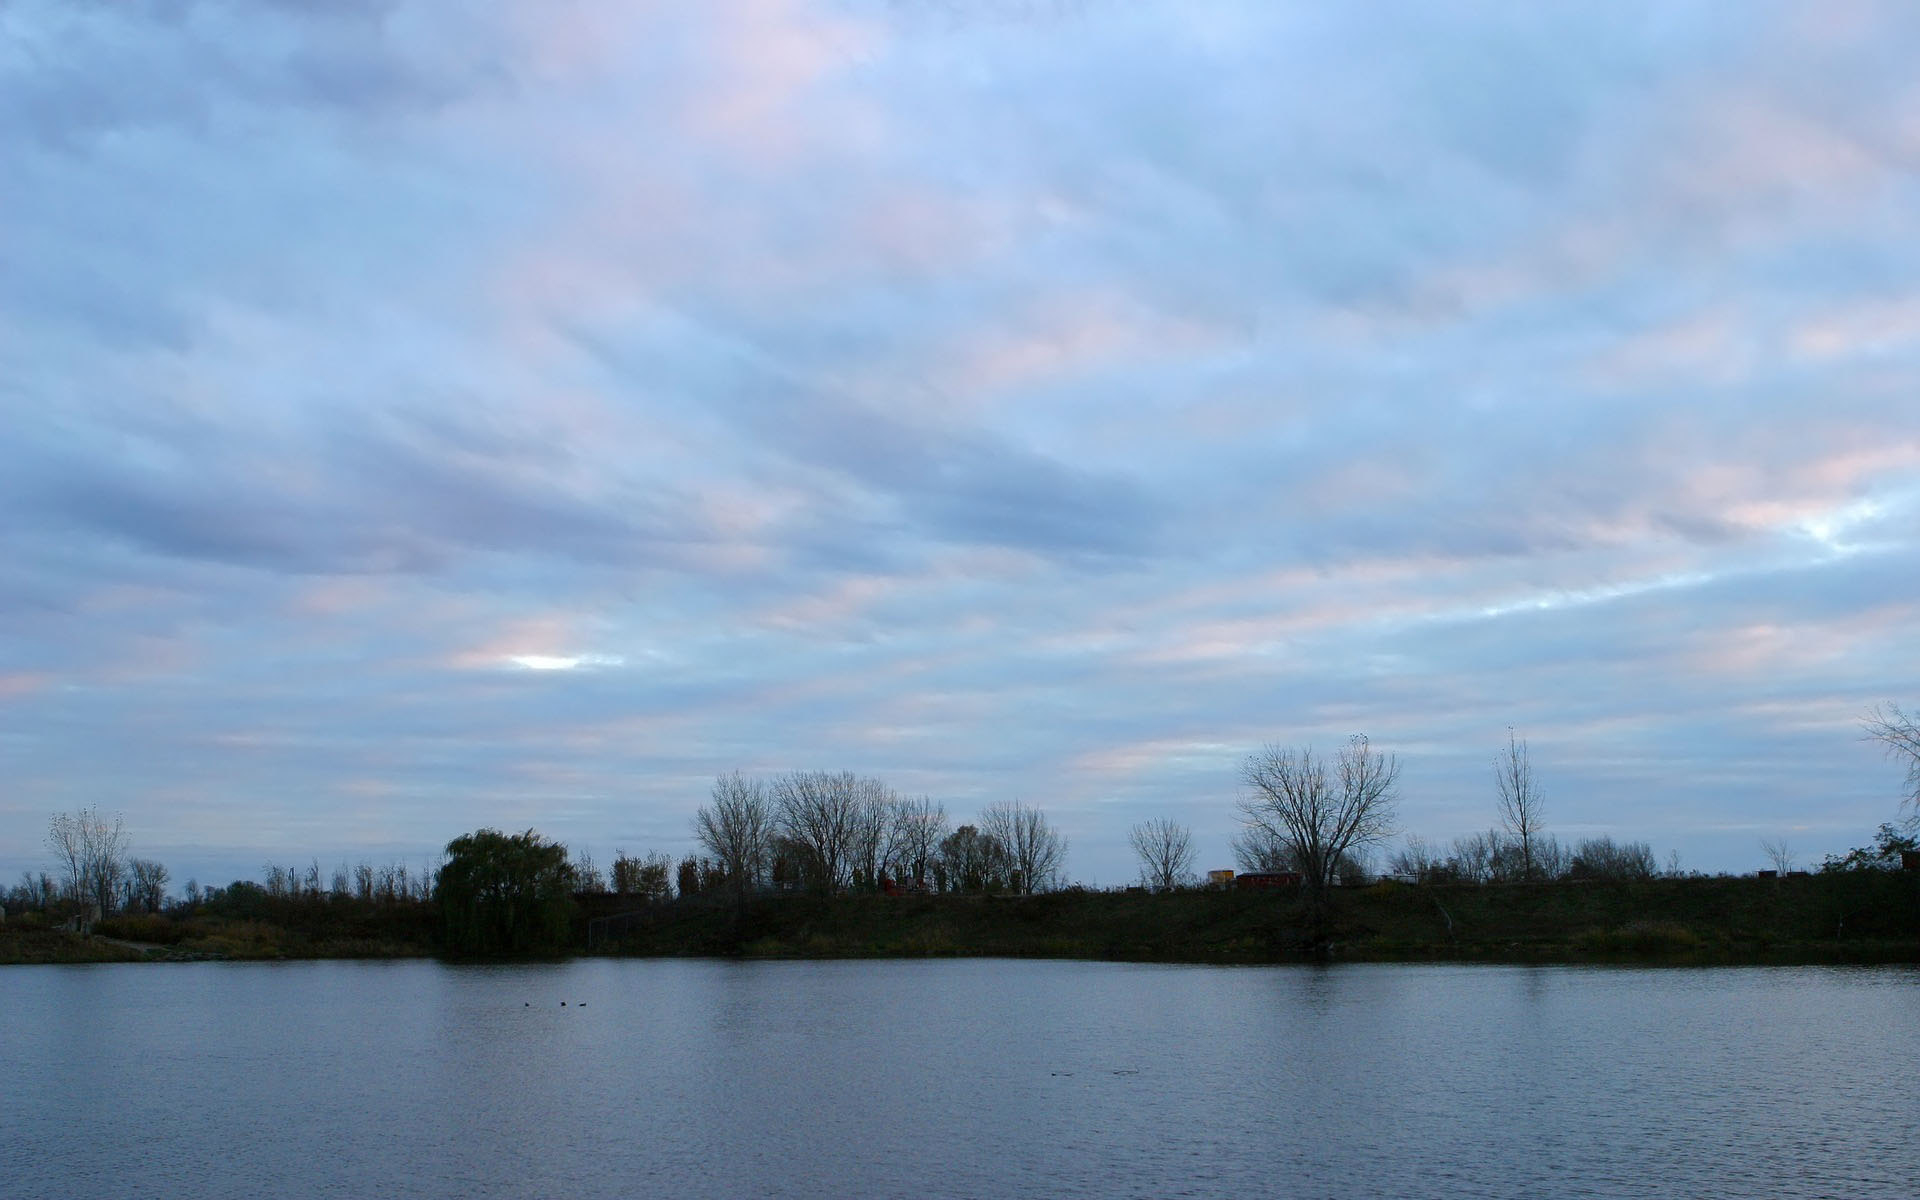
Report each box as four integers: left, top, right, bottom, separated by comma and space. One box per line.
1790, 295, 1920, 363
0, 673, 54, 701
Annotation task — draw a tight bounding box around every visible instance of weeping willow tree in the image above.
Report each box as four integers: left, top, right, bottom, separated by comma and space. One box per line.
436, 829, 576, 957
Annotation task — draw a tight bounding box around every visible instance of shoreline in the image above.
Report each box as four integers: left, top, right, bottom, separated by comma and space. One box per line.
4, 939, 1914, 969
7, 873, 1916, 967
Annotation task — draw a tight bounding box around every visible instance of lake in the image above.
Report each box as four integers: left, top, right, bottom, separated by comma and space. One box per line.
3, 959, 1916, 1198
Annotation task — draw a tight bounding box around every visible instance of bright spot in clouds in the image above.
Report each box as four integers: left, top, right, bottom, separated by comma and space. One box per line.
507, 655, 624, 672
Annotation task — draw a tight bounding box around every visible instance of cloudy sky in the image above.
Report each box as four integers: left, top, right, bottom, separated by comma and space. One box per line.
4, 0, 1918, 889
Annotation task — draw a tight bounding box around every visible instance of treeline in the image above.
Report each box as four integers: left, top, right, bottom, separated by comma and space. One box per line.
1387, 832, 1661, 884
2, 806, 440, 959
429, 772, 1073, 956
8, 708, 1918, 962
602, 771, 1069, 904
10, 808, 172, 926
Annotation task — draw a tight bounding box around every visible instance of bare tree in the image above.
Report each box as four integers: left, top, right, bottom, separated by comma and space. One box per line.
1449, 831, 1500, 884
773, 770, 865, 893
937, 824, 1008, 893
847, 776, 900, 890
612, 850, 674, 901
47, 806, 129, 928
1494, 728, 1546, 880
1387, 835, 1444, 882
1568, 835, 1657, 881
980, 801, 1067, 894
571, 848, 608, 894
694, 771, 775, 903
1238, 735, 1399, 902
1760, 838, 1794, 875
126, 859, 170, 913
1863, 703, 1920, 820
1129, 818, 1194, 892
1231, 823, 1298, 873
12, 871, 58, 911
1534, 836, 1569, 880
888, 796, 949, 886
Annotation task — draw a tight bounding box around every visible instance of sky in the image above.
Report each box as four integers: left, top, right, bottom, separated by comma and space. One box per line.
3, 0, 1918, 891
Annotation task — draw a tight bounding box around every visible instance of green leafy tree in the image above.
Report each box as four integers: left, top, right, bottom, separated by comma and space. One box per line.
1820, 824, 1920, 873
436, 829, 576, 957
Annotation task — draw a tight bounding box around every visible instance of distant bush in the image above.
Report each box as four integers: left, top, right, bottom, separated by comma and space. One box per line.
1390, 831, 1572, 883
1568, 837, 1658, 882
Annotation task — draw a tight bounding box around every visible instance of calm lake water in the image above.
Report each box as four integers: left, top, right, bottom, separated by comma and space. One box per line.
4, 958, 1917, 1198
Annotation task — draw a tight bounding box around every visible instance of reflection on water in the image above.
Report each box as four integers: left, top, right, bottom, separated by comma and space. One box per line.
3, 959, 1917, 1198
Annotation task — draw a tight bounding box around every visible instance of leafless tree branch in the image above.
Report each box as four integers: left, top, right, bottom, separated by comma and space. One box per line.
1863, 703, 1920, 821
1129, 818, 1194, 892
1494, 728, 1545, 880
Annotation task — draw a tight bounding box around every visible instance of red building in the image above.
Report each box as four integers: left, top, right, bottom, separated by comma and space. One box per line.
1235, 871, 1302, 890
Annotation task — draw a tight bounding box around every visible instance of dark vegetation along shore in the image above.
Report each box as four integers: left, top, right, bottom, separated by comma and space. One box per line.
9, 712, 1919, 966
579, 873, 1920, 965
5, 870, 1916, 967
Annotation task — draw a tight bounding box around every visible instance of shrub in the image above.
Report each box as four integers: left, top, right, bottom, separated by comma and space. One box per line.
1568, 836, 1658, 881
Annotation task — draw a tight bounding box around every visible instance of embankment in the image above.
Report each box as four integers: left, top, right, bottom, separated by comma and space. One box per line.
581, 872, 1920, 965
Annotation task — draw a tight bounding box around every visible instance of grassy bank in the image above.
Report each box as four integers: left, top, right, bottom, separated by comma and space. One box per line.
6, 872, 1914, 966
0, 923, 152, 964
0, 900, 437, 965
583, 872, 1920, 966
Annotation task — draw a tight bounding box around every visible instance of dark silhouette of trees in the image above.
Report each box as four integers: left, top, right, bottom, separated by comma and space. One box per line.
436, 829, 576, 956
675, 856, 703, 898
849, 776, 900, 890
612, 851, 672, 901
1819, 823, 1918, 872
1494, 729, 1546, 880
1239, 736, 1399, 903
1567, 836, 1657, 881
889, 796, 948, 887
1761, 839, 1795, 875
980, 801, 1066, 894
571, 848, 608, 894
47, 806, 128, 929
937, 825, 1007, 893
1863, 704, 1920, 819
773, 771, 864, 893
125, 859, 169, 913
1232, 823, 1298, 873
694, 771, 773, 902
1129, 818, 1194, 891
